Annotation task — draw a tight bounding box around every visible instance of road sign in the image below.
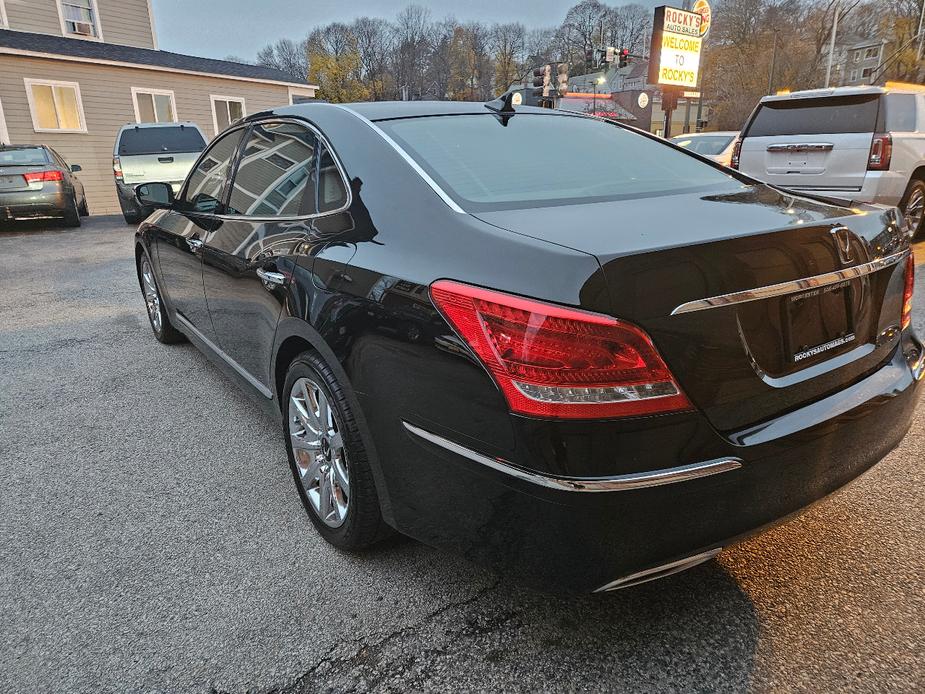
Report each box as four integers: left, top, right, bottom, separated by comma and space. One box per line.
647, 6, 704, 89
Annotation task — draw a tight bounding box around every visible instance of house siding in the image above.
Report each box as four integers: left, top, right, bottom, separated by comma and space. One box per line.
4, 0, 154, 48
0, 54, 299, 215
5, 1, 61, 37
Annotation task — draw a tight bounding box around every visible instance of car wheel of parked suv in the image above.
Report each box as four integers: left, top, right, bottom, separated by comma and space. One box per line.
63, 193, 81, 228
283, 352, 387, 551
900, 178, 925, 239
139, 255, 184, 344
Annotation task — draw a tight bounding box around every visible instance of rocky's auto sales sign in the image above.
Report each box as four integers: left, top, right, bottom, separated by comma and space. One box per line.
647, 6, 704, 88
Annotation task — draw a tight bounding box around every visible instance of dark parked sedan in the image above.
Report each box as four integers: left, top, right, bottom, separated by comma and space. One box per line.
133, 100, 922, 592
0, 145, 89, 226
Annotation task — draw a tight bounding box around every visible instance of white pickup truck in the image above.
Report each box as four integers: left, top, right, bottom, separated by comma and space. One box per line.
734, 85, 925, 238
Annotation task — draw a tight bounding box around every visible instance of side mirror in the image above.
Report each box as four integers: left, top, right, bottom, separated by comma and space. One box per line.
70, 164, 82, 172
135, 182, 174, 209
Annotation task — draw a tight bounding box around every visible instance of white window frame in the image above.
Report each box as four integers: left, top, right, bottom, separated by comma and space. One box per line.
131, 87, 177, 124
0, 1, 9, 30
56, 0, 104, 42
210, 95, 246, 137
23, 78, 88, 134
288, 87, 316, 105
849, 69, 859, 82
0, 97, 10, 145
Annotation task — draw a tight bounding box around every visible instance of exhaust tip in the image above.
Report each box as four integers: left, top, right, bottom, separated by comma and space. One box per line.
594, 548, 723, 592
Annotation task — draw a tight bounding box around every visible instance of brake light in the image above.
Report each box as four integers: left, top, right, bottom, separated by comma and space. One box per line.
903, 251, 915, 330
23, 170, 63, 184
429, 280, 692, 419
868, 133, 892, 171
729, 138, 741, 169
112, 156, 123, 181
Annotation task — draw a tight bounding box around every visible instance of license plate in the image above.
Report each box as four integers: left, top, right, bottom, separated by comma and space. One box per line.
785, 281, 855, 362
0, 174, 23, 189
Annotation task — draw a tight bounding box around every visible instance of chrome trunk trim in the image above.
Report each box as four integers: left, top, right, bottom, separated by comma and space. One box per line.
403, 422, 742, 492
671, 250, 909, 315
594, 548, 723, 592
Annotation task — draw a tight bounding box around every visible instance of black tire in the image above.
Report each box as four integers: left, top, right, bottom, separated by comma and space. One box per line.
283, 351, 388, 550
79, 196, 90, 217
138, 253, 185, 344
62, 193, 81, 227
899, 177, 925, 240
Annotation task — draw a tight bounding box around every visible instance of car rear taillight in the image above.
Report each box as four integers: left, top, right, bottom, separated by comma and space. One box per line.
22, 170, 63, 184
729, 138, 741, 169
903, 251, 915, 331
429, 280, 692, 419
868, 133, 892, 171
112, 156, 123, 181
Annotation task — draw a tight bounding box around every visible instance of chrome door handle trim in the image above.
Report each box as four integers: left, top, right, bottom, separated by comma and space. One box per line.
256, 268, 286, 286
186, 237, 203, 251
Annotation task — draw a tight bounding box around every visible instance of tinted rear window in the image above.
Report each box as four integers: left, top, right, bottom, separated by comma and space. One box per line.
118, 126, 207, 156
377, 114, 737, 211
0, 147, 49, 165
671, 135, 734, 155
745, 95, 880, 137
884, 93, 917, 131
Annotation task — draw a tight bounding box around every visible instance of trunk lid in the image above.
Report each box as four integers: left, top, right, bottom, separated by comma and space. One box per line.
738, 93, 880, 192
118, 152, 200, 187
473, 185, 910, 432
0, 165, 49, 192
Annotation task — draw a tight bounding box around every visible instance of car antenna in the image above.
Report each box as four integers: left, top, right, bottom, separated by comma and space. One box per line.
485, 92, 516, 125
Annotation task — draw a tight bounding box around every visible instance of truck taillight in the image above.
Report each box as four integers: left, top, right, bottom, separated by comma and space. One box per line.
903, 251, 915, 331
112, 156, 123, 181
429, 280, 692, 419
23, 170, 63, 183
868, 133, 892, 171
729, 138, 741, 169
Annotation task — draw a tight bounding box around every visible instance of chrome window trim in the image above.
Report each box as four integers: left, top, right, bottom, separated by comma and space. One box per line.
331, 104, 466, 214
594, 548, 723, 592
671, 249, 909, 315
403, 421, 742, 492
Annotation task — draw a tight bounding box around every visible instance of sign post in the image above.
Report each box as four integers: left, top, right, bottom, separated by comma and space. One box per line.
648, 5, 705, 137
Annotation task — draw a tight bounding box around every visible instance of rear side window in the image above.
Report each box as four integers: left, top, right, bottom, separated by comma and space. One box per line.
745, 95, 880, 137
671, 135, 734, 155
883, 94, 917, 131
228, 122, 317, 217
118, 126, 206, 156
378, 114, 736, 211
0, 147, 49, 165
318, 143, 348, 213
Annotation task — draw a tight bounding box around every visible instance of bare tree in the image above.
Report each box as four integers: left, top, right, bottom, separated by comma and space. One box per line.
256, 38, 308, 81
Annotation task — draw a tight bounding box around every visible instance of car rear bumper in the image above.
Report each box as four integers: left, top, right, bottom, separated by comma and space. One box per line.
791, 171, 907, 208
0, 187, 70, 221
393, 333, 922, 593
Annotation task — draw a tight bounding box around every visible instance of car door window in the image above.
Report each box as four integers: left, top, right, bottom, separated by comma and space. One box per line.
179, 128, 244, 214
317, 142, 348, 213
227, 122, 318, 217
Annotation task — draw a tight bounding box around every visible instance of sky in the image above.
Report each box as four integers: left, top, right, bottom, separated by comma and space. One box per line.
151, 0, 664, 61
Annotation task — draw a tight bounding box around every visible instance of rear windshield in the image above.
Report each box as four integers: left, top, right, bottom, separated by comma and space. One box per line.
0, 147, 49, 165
118, 126, 207, 156
377, 114, 738, 211
744, 95, 880, 137
670, 134, 734, 155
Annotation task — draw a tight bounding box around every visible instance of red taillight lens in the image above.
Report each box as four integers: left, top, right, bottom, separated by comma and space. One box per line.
23, 170, 64, 184
868, 133, 892, 171
903, 251, 915, 331
112, 156, 123, 181
430, 280, 692, 419
729, 138, 741, 169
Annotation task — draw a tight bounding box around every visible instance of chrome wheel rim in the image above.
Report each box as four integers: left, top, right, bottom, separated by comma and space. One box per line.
141, 258, 162, 333
289, 377, 349, 528
904, 187, 925, 234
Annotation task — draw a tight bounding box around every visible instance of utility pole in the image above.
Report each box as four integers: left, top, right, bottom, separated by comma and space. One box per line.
768, 31, 779, 94
918, 0, 925, 61
824, 3, 840, 88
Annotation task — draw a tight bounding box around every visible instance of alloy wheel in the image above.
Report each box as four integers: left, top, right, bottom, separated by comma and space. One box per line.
289, 377, 350, 528
904, 186, 924, 235
141, 258, 162, 333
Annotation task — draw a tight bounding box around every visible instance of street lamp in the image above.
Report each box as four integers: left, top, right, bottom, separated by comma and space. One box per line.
594, 76, 606, 115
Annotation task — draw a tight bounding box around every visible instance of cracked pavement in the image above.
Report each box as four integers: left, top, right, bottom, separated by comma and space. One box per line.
1, 217, 923, 693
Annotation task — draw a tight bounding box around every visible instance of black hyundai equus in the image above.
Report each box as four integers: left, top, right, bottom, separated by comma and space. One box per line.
134, 101, 921, 592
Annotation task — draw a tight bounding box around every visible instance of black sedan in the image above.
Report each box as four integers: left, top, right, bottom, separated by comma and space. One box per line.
0, 144, 88, 226
133, 101, 922, 592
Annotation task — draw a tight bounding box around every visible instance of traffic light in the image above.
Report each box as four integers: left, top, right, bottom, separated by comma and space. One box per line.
618, 48, 630, 68
556, 63, 569, 95
532, 64, 552, 97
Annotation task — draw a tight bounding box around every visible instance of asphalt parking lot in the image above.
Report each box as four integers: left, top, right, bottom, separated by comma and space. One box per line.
1, 215, 923, 693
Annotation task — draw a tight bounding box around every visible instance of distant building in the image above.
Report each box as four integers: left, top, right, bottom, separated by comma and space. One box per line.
823, 35, 890, 87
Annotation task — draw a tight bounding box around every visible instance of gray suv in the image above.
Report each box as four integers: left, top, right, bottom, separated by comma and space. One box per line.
113, 122, 207, 223
734, 85, 925, 237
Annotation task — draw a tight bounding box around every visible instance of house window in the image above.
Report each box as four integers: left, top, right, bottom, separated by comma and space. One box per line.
210, 96, 245, 136
852, 50, 861, 63
864, 46, 880, 59
861, 67, 874, 79
849, 69, 859, 82
58, 0, 102, 40
0, 0, 8, 29
23, 79, 87, 133
131, 88, 176, 123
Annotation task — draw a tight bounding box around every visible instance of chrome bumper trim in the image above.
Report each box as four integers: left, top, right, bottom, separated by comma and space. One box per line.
671, 250, 909, 315
594, 548, 723, 592
403, 421, 742, 493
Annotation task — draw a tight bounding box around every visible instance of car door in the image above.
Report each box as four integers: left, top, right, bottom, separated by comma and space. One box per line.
151, 127, 246, 343
200, 120, 344, 391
